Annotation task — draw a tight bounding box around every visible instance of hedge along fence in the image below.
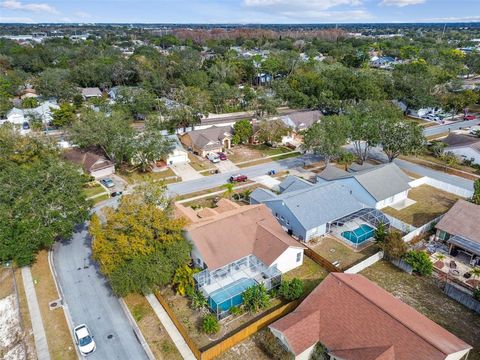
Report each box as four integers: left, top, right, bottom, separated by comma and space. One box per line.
200, 300, 300, 360
304, 246, 343, 273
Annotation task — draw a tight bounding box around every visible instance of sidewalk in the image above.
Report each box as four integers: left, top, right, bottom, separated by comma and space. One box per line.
21, 267, 51, 360
145, 294, 196, 360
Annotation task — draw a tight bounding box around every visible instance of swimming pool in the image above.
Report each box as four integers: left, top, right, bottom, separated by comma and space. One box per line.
208, 278, 257, 314
341, 224, 375, 244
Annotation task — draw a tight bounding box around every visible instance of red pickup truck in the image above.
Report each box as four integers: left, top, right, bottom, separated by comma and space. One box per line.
464, 115, 477, 121
229, 174, 248, 183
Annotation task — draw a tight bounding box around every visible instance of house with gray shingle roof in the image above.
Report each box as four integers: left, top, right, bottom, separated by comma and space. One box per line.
317, 163, 411, 209
441, 133, 480, 165
180, 125, 233, 157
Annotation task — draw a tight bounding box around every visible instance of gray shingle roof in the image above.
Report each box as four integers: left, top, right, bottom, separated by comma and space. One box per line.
263, 182, 366, 229
279, 176, 313, 193
317, 165, 349, 181
250, 188, 277, 203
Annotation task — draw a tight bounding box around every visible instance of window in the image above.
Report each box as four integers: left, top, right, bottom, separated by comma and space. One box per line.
296, 252, 302, 262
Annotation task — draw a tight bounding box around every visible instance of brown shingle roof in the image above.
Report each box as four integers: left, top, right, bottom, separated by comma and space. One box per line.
435, 199, 480, 243
270, 273, 471, 360
183, 126, 233, 150
185, 204, 305, 270
63, 148, 114, 173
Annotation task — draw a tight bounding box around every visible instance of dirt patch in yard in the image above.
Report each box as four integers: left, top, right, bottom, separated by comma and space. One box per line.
217, 332, 270, 360
382, 185, 461, 227
310, 236, 379, 271
124, 294, 182, 360
361, 261, 480, 360
31, 251, 76, 360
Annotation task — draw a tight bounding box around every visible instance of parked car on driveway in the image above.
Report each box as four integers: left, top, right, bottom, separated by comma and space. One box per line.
100, 178, 115, 188
229, 174, 248, 183
217, 152, 227, 160
423, 114, 440, 121
207, 152, 220, 163
110, 191, 123, 197
74, 324, 96, 356
464, 115, 477, 120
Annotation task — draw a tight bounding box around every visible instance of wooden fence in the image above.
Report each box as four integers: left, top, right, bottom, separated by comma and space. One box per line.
154, 291, 202, 359
304, 246, 342, 273
200, 300, 300, 360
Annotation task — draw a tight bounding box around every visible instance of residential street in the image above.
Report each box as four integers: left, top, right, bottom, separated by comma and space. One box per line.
422, 119, 480, 137
167, 153, 321, 196
53, 218, 149, 360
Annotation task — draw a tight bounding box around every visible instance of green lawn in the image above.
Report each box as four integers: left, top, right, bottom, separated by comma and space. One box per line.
90, 193, 110, 205
83, 184, 107, 198
283, 256, 329, 294
119, 168, 178, 184
188, 153, 215, 172
361, 261, 480, 360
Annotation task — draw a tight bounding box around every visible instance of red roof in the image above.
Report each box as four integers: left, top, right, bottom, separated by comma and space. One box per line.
270, 273, 471, 360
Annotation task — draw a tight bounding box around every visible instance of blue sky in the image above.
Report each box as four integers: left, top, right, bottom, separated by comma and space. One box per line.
0, 0, 479, 24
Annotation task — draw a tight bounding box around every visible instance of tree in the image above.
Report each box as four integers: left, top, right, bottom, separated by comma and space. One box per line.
115, 87, 158, 118
404, 250, 433, 276
222, 182, 235, 200
69, 109, 135, 163
90, 188, 190, 296
383, 231, 408, 259
0, 127, 89, 266
21, 97, 38, 109
279, 278, 304, 301
472, 179, 480, 205
441, 90, 479, 120
374, 223, 388, 247
337, 151, 356, 171
51, 103, 76, 128
430, 141, 447, 158
132, 130, 175, 172
303, 115, 348, 164
202, 314, 220, 334
242, 284, 270, 313
256, 119, 289, 145
380, 120, 425, 162
172, 265, 199, 296
35, 68, 77, 101
310, 342, 330, 360
233, 119, 253, 145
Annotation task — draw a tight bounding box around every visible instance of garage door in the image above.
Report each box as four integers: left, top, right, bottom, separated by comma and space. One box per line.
168, 153, 188, 165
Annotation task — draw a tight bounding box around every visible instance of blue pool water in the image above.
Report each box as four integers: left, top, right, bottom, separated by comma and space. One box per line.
208, 278, 256, 313
341, 224, 375, 244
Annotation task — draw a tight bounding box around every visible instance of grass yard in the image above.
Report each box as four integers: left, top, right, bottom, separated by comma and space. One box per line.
382, 185, 461, 227
124, 294, 182, 360
283, 256, 329, 294
403, 153, 480, 178
31, 251, 77, 360
82, 183, 107, 198
90, 193, 110, 205
236, 152, 299, 168
14, 270, 36, 359
426, 132, 450, 141
188, 153, 216, 172
310, 236, 379, 271
119, 167, 179, 184
361, 261, 480, 360
228, 144, 292, 164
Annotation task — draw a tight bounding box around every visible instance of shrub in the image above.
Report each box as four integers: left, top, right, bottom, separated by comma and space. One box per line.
310, 342, 330, 360
279, 278, 304, 301
172, 265, 199, 296
257, 330, 295, 360
243, 284, 270, 313
190, 290, 207, 310
229, 305, 243, 316
404, 250, 433, 276
202, 314, 220, 334
383, 231, 408, 259
473, 287, 480, 301
374, 222, 387, 245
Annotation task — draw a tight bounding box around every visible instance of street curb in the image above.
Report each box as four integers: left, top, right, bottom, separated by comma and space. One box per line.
48, 249, 82, 360
118, 298, 156, 360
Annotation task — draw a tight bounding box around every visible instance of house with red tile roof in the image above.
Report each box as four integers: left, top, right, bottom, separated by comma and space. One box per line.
269, 273, 472, 360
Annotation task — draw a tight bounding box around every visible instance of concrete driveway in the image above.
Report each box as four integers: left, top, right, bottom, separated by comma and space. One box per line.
214, 160, 239, 173
53, 219, 149, 360
170, 163, 203, 181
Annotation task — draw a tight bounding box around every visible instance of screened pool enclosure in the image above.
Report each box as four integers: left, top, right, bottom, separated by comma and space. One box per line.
329, 208, 391, 248
194, 254, 282, 319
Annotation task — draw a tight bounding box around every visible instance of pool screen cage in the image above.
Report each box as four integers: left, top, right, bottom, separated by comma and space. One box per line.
328, 208, 391, 248
194, 254, 282, 319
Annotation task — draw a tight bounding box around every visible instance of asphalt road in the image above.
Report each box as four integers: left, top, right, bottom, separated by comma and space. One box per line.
53, 214, 148, 360
167, 153, 321, 196
422, 119, 480, 137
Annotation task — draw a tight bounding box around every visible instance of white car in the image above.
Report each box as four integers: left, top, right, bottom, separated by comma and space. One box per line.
207, 152, 220, 163
423, 114, 440, 121
74, 324, 96, 356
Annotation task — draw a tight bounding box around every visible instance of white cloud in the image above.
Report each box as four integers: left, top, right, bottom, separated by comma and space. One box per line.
0, 0, 58, 14
380, 0, 426, 7
0, 16, 32, 22
245, 0, 362, 11
74, 11, 91, 19
418, 15, 480, 22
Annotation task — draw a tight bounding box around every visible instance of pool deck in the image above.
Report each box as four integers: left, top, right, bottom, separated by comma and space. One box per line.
330, 221, 376, 252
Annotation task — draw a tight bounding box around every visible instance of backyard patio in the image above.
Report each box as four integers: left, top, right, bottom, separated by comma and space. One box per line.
430, 252, 480, 290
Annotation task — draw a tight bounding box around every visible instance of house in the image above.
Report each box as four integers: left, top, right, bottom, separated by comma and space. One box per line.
441, 133, 480, 165
317, 163, 411, 209
269, 273, 472, 360
279, 110, 321, 133
180, 125, 233, 157
176, 200, 305, 318
254, 73, 272, 86
165, 135, 189, 165
435, 199, 480, 265
80, 87, 102, 99
2, 100, 59, 126
370, 56, 400, 69
63, 148, 115, 179
250, 179, 386, 242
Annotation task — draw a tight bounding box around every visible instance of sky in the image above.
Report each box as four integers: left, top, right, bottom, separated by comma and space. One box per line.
0, 0, 479, 24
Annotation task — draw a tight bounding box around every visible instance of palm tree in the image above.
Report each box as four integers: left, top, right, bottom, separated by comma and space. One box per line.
471, 267, 480, 281
222, 183, 235, 200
